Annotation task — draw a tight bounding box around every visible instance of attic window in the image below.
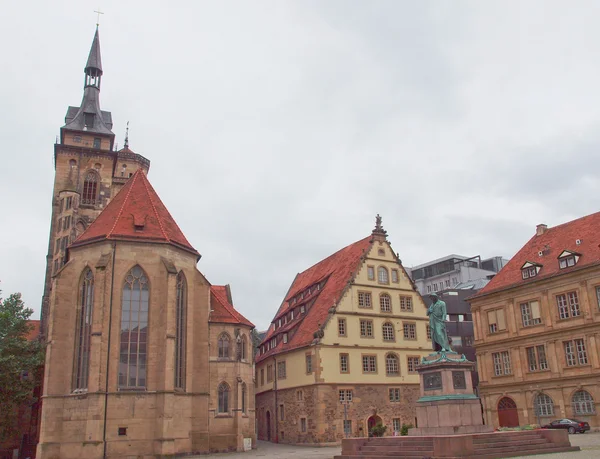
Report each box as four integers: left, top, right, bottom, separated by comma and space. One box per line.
378, 248, 385, 256
558, 251, 579, 269
300, 305, 305, 314
283, 333, 288, 344
521, 267, 538, 279
84, 112, 95, 128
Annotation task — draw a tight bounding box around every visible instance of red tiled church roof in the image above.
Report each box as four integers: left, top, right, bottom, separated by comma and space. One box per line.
473, 211, 600, 298
256, 236, 372, 363
210, 285, 254, 328
72, 169, 199, 256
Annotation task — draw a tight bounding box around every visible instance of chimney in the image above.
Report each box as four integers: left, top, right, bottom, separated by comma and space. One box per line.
536, 224, 548, 236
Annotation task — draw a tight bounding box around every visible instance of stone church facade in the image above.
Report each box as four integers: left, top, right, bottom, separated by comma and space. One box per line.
36, 28, 255, 459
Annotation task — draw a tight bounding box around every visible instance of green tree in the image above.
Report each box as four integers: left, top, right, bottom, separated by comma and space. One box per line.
0, 290, 45, 441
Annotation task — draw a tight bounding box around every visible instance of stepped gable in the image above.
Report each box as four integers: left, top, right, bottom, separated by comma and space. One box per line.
256, 236, 371, 363
210, 285, 254, 327
71, 169, 198, 256
472, 211, 600, 298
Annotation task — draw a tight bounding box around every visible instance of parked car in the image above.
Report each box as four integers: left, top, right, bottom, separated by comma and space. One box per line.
542, 419, 590, 434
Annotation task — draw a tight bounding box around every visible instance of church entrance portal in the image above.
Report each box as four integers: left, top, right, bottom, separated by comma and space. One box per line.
498, 397, 519, 427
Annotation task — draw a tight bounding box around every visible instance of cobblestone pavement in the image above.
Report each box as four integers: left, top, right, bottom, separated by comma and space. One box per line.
194, 433, 600, 458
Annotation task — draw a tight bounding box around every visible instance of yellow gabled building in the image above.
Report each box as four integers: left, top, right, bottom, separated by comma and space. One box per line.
255, 216, 431, 444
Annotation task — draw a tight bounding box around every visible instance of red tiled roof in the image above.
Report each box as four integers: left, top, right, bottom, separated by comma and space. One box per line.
72, 169, 199, 256
256, 236, 372, 363
210, 285, 254, 328
473, 211, 600, 298
26, 320, 41, 341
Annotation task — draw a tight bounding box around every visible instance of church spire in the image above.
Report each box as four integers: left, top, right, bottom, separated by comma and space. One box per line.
84, 26, 103, 90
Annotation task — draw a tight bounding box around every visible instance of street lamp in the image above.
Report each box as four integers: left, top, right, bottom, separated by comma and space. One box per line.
340, 399, 351, 438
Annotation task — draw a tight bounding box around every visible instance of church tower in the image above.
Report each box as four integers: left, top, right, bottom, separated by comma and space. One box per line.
41, 27, 150, 336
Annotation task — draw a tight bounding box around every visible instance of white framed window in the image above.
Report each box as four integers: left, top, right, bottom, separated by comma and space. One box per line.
380, 293, 391, 312
389, 388, 400, 402
492, 351, 512, 376
520, 301, 542, 327
358, 292, 372, 308
572, 390, 595, 415
557, 292, 580, 319
360, 319, 373, 338
385, 354, 399, 375
403, 323, 416, 340
391, 269, 399, 283
399, 296, 413, 312
339, 389, 353, 402
487, 309, 506, 333
340, 353, 349, 373
382, 322, 395, 341
535, 393, 554, 417
378, 267, 389, 284
392, 418, 401, 434
526, 345, 548, 372
367, 266, 375, 281
338, 318, 346, 336
362, 355, 377, 373
407, 356, 419, 373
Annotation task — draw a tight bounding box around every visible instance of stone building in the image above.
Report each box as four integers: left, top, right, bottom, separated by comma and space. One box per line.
36, 28, 255, 458
469, 212, 600, 429
255, 217, 431, 444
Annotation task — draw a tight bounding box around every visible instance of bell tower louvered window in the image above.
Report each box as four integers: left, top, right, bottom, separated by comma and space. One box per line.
82, 171, 99, 205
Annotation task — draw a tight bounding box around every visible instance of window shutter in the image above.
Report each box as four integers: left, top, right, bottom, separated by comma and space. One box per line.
496, 309, 507, 330
487, 310, 497, 326
530, 301, 541, 319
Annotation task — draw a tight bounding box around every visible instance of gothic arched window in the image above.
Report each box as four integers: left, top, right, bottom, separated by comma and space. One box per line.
82, 171, 99, 205
119, 265, 149, 389
218, 333, 230, 359
175, 272, 187, 390
73, 268, 94, 390
218, 382, 230, 413
380, 293, 391, 312
241, 335, 248, 361
535, 393, 554, 417
378, 266, 389, 284
386, 353, 399, 375
382, 322, 395, 341
241, 382, 247, 414
572, 390, 595, 415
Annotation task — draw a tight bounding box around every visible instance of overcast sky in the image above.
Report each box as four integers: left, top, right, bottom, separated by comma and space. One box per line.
1, 1, 599, 330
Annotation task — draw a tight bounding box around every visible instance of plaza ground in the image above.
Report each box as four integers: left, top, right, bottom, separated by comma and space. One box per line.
193, 432, 600, 458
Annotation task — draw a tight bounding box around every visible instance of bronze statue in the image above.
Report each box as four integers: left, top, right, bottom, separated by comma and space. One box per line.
427, 293, 451, 352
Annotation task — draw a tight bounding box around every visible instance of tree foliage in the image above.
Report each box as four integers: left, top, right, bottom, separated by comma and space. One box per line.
0, 290, 45, 441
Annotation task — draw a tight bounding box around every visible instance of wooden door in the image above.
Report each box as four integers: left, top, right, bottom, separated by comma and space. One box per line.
498, 397, 519, 427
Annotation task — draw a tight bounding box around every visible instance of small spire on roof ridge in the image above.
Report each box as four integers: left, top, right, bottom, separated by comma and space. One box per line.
124, 121, 129, 148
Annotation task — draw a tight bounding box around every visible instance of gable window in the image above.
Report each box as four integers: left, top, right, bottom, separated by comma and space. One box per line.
338, 318, 347, 337
391, 269, 399, 283
218, 382, 230, 413
520, 301, 542, 327
378, 267, 389, 284
300, 305, 305, 314
385, 353, 399, 375
487, 309, 507, 333
73, 268, 94, 391
564, 339, 588, 366
382, 322, 395, 341
362, 355, 377, 373
389, 388, 401, 402
339, 353, 349, 373
119, 265, 149, 389
380, 293, 391, 312
82, 171, 99, 205
492, 351, 512, 376
360, 319, 373, 338
521, 266, 538, 279
558, 251, 579, 269
407, 356, 420, 373
556, 291, 580, 319
399, 296, 413, 312
526, 345, 548, 371
283, 333, 288, 344
403, 323, 416, 340
358, 291, 372, 308
305, 354, 313, 373
218, 333, 230, 359
572, 390, 595, 415
175, 272, 187, 390
378, 248, 385, 256
535, 393, 554, 417
278, 361, 287, 379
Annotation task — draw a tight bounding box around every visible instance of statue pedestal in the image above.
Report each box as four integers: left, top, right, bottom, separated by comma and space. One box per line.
409, 352, 493, 436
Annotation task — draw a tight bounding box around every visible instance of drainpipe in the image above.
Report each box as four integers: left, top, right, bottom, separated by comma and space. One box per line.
102, 242, 117, 459
273, 356, 278, 443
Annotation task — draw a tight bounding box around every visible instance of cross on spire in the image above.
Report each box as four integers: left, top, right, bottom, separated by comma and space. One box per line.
94, 8, 104, 26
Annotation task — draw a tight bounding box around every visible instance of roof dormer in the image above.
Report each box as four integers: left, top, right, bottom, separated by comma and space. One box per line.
558, 250, 580, 269
520, 261, 542, 280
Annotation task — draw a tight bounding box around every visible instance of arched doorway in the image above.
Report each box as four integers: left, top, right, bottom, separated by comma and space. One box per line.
266, 410, 271, 441
498, 397, 519, 427
367, 415, 382, 437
